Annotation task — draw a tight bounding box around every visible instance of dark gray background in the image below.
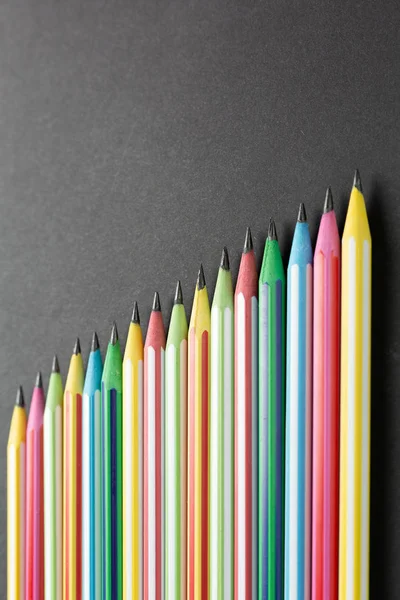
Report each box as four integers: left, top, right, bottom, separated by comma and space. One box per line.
0, 0, 399, 596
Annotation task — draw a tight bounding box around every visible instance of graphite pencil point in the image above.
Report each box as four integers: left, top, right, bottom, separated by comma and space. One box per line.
197, 264, 206, 290
91, 332, 100, 352
244, 227, 253, 253
16, 385, 25, 407
35, 371, 43, 388
323, 187, 334, 213
297, 202, 307, 223
153, 291, 161, 312
131, 301, 140, 324
268, 219, 278, 241
353, 169, 363, 192
174, 281, 183, 305
220, 247, 230, 270
110, 322, 119, 345
51, 355, 60, 373
73, 338, 81, 355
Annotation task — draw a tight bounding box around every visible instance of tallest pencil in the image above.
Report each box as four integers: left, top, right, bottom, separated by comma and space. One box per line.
339, 171, 371, 600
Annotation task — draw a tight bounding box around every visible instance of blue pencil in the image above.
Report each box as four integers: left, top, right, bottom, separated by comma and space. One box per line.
284, 203, 313, 600
82, 332, 103, 600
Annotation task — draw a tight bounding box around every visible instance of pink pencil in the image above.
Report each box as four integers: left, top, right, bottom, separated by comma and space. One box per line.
234, 228, 258, 600
26, 372, 45, 600
312, 188, 340, 600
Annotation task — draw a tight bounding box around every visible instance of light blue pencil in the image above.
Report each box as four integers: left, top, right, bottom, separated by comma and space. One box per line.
284, 204, 313, 600
82, 332, 103, 600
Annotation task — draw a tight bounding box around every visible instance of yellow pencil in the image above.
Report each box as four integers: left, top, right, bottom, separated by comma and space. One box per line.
8, 386, 27, 600
123, 302, 144, 600
63, 339, 85, 600
187, 265, 210, 600
339, 170, 372, 600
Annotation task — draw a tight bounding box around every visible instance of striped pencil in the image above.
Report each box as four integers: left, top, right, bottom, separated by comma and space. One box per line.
26, 372, 45, 600
82, 333, 103, 600
123, 303, 144, 600
234, 228, 258, 600
144, 292, 166, 600
8, 386, 27, 600
63, 339, 84, 600
339, 171, 371, 600
187, 265, 210, 600
44, 357, 63, 600
259, 220, 286, 600
165, 281, 188, 600
284, 204, 313, 600
209, 247, 234, 600
312, 189, 340, 600
102, 323, 123, 600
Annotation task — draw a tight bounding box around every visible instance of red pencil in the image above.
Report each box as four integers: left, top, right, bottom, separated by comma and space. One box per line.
234, 228, 258, 600
143, 292, 166, 600
26, 372, 45, 600
312, 188, 340, 600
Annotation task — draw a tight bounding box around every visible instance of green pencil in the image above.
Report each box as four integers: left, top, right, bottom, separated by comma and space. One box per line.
209, 247, 234, 600
258, 220, 286, 599
102, 322, 123, 599
44, 356, 63, 600
165, 281, 188, 600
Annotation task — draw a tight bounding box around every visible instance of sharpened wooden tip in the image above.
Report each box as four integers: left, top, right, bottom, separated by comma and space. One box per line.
16, 385, 25, 407
220, 247, 230, 270
197, 264, 206, 290
131, 301, 140, 324
174, 281, 183, 305
110, 322, 118, 345
152, 292, 161, 312
297, 202, 307, 222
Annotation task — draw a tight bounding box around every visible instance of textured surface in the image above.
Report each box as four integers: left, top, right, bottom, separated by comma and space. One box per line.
0, 1, 399, 596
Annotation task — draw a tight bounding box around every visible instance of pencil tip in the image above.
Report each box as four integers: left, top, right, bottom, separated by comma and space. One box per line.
174, 280, 183, 305
131, 301, 140, 324
353, 169, 363, 192
267, 218, 278, 240
91, 332, 100, 352
16, 385, 25, 407
297, 202, 307, 222
73, 338, 81, 355
243, 227, 253, 253
110, 322, 118, 345
323, 187, 334, 213
152, 291, 161, 312
197, 264, 206, 290
220, 247, 230, 270
35, 371, 43, 388
51, 355, 60, 373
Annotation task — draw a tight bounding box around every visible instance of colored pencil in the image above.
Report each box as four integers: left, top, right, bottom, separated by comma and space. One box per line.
63, 338, 84, 600
82, 333, 103, 600
123, 302, 144, 600
44, 356, 63, 600
338, 171, 371, 600
312, 189, 340, 600
234, 228, 258, 600
284, 204, 313, 600
165, 281, 188, 600
102, 323, 123, 600
259, 219, 286, 600
209, 247, 234, 600
8, 386, 27, 600
26, 372, 45, 600
187, 265, 210, 600
144, 292, 166, 600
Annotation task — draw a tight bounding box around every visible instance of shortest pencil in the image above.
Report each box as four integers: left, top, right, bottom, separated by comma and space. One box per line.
8, 386, 27, 600
44, 356, 63, 600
